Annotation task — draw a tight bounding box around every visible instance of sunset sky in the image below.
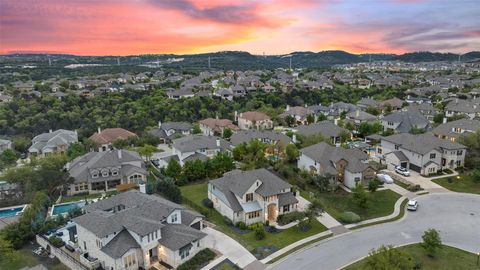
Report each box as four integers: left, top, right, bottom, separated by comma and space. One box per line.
1, 0, 479, 56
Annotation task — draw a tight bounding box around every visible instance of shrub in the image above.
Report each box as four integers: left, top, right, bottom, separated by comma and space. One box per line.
202, 198, 214, 209
368, 179, 379, 192
265, 220, 269, 227
255, 227, 266, 240
48, 236, 64, 248
338, 211, 361, 223
276, 211, 305, 225
248, 223, 262, 231
442, 168, 453, 174
236, 221, 247, 230
177, 248, 216, 270
407, 184, 422, 192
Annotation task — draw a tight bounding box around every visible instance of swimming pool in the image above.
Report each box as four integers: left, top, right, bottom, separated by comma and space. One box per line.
0, 205, 27, 219
51, 201, 86, 216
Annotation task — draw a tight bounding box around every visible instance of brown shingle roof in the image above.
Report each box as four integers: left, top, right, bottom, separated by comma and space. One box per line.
89, 128, 137, 144
239, 111, 270, 122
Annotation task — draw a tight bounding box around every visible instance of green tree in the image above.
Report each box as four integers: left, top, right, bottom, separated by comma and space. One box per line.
352, 183, 368, 208
409, 127, 425, 134
12, 136, 30, 153
433, 113, 445, 124
364, 245, 414, 270
305, 199, 324, 224
285, 144, 299, 162
312, 173, 334, 192
180, 159, 207, 184
165, 158, 182, 180
192, 124, 202, 134
306, 114, 315, 124
156, 177, 182, 203
459, 130, 480, 169
298, 133, 325, 148
222, 127, 233, 139
0, 235, 18, 264
208, 151, 235, 178
232, 140, 268, 170
67, 142, 87, 160
339, 130, 351, 143
365, 106, 380, 116
137, 144, 157, 161
421, 228, 442, 257
0, 149, 19, 166
285, 115, 296, 127
368, 179, 379, 193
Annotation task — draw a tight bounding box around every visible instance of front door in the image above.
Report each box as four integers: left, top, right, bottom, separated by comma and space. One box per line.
267, 204, 277, 221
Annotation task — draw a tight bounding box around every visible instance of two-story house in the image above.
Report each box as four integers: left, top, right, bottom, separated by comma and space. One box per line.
28, 129, 78, 157
378, 133, 466, 175
208, 169, 298, 225
149, 121, 192, 144
67, 149, 147, 195
73, 190, 206, 270
294, 121, 351, 145
298, 142, 376, 188
236, 111, 273, 130
445, 99, 480, 120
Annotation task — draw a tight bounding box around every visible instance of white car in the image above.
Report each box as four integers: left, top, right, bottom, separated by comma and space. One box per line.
407, 200, 418, 211
395, 166, 410, 177
377, 173, 394, 184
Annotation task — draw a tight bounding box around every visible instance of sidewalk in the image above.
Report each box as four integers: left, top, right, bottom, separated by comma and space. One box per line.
317, 212, 342, 229
345, 195, 407, 229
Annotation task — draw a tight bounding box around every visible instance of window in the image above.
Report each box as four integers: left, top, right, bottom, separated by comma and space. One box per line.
387, 121, 394, 126
394, 145, 399, 150
430, 153, 436, 159
111, 170, 118, 176
102, 171, 109, 177
377, 148, 382, 154
457, 150, 463, 156
180, 246, 191, 259
92, 173, 99, 178
456, 160, 461, 166
247, 211, 260, 219
283, 205, 290, 212
171, 213, 178, 223
245, 193, 254, 202
83, 241, 87, 250
123, 253, 136, 267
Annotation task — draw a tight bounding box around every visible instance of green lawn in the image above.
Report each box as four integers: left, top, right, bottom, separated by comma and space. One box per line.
180, 182, 328, 253
0, 248, 69, 270
304, 189, 401, 223
60, 191, 117, 203
344, 244, 480, 270
394, 180, 410, 190
432, 174, 480, 194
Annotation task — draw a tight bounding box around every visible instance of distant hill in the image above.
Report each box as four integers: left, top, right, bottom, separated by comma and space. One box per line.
1, 50, 478, 70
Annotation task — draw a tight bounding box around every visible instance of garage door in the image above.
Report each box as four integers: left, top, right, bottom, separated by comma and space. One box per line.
409, 163, 421, 172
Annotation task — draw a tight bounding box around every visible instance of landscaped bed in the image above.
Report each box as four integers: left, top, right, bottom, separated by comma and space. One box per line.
180, 182, 328, 258
432, 173, 480, 194
302, 189, 401, 223
343, 244, 479, 270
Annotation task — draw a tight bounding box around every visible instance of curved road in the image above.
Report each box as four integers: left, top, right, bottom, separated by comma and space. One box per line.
270, 193, 480, 270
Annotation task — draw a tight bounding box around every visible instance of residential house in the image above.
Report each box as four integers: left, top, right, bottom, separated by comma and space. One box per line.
378, 133, 466, 175
236, 111, 273, 130
381, 111, 430, 133
406, 103, 441, 121
28, 129, 78, 157
67, 149, 147, 195
0, 93, 12, 103
432, 119, 480, 142
170, 135, 230, 166
294, 121, 350, 145
149, 121, 192, 144
356, 98, 380, 110
279, 105, 314, 125
199, 118, 239, 137
345, 110, 377, 130
380, 98, 403, 112
444, 99, 480, 120
208, 168, 298, 225
298, 142, 375, 188
73, 190, 206, 269
90, 128, 138, 152
166, 88, 194, 99
0, 139, 12, 154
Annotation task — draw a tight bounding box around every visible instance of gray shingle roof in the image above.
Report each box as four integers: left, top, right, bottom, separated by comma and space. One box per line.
230, 130, 291, 146
173, 135, 230, 153
28, 129, 77, 153
100, 229, 140, 259
382, 133, 466, 155
301, 142, 370, 173
210, 168, 292, 198
278, 192, 298, 206
382, 111, 430, 133
158, 224, 206, 251
295, 121, 349, 138
432, 119, 480, 138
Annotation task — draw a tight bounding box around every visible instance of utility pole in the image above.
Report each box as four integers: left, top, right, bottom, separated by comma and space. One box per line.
117, 57, 120, 66
289, 57, 292, 70
48, 57, 52, 66
208, 56, 211, 69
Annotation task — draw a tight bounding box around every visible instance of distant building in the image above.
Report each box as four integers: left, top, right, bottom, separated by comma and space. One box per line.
432, 119, 480, 142
149, 121, 192, 144
236, 111, 273, 130
381, 111, 430, 134
198, 118, 239, 137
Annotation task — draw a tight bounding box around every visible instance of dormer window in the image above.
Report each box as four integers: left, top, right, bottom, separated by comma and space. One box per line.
102, 171, 109, 177
246, 193, 254, 202
171, 213, 178, 223
111, 170, 119, 176
91, 170, 99, 178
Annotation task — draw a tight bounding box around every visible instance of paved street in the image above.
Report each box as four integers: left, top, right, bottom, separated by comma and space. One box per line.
270, 193, 480, 270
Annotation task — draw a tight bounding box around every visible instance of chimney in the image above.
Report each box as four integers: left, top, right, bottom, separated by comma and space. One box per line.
334, 118, 339, 126
234, 111, 238, 121
97, 127, 101, 134
443, 117, 447, 124
356, 109, 360, 117
292, 134, 297, 143
304, 103, 308, 108
215, 114, 219, 119
117, 149, 122, 159
216, 138, 221, 147
158, 120, 162, 128
314, 114, 318, 123
49, 129, 53, 133
286, 105, 290, 111
455, 98, 458, 104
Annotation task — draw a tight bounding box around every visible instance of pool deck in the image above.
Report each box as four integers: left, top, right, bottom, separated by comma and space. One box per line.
0, 204, 28, 229
49, 201, 86, 218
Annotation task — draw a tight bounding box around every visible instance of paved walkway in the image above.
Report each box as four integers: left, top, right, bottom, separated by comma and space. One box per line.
202, 227, 256, 269
316, 212, 342, 229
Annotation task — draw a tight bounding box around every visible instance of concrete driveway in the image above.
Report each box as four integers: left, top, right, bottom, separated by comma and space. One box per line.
270, 192, 480, 270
